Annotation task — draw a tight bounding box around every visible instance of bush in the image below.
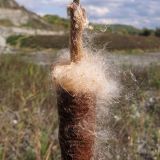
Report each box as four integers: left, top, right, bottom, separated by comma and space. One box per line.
7, 35, 69, 49
139, 28, 152, 36
94, 32, 160, 51
7, 35, 26, 46
43, 15, 70, 29
155, 28, 160, 37
19, 35, 69, 49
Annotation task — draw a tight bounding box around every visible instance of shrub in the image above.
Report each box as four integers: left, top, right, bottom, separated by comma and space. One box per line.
139, 28, 152, 36
6, 35, 26, 46
155, 28, 160, 37
19, 35, 69, 49
43, 15, 70, 29
7, 35, 69, 49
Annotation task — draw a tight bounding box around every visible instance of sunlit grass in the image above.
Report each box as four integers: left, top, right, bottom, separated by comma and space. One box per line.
0, 54, 159, 160
0, 54, 59, 160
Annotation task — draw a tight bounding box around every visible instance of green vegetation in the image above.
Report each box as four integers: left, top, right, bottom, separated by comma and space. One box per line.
90, 23, 140, 35
149, 66, 160, 89
43, 15, 69, 30
93, 23, 160, 38
21, 18, 53, 30
93, 32, 160, 51
0, 54, 160, 159
109, 65, 160, 159
42, 14, 160, 37
109, 24, 140, 35
139, 28, 153, 36
0, 54, 59, 160
155, 28, 160, 37
7, 35, 26, 46
7, 33, 160, 52
7, 34, 69, 49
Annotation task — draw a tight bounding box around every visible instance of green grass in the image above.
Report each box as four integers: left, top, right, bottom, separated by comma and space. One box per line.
7, 35, 69, 49
149, 66, 160, 89
43, 15, 69, 30
7, 35, 27, 46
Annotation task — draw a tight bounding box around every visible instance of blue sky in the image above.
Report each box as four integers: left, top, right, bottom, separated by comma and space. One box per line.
16, 0, 160, 28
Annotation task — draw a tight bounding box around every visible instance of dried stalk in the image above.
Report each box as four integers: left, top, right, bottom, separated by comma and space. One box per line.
34, 128, 41, 160
69, 0, 86, 62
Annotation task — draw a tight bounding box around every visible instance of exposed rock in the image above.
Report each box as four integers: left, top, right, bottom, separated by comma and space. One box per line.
0, 26, 65, 54
0, 0, 66, 54
0, 35, 6, 53
0, 0, 53, 29
0, 0, 19, 9
0, 9, 29, 26
0, 35, 6, 46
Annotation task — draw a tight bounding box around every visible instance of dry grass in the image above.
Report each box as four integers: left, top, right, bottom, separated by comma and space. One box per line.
94, 33, 160, 51
0, 54, 160, 160
0, 54, 59, 160
7, 33, 160, 52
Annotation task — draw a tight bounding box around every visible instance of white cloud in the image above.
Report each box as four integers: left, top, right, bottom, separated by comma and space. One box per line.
86, 6, 110, 17
17, 0, 69, 6
92, 18, 114, 25
15, 0, 160, 28
40, 0, 70, 6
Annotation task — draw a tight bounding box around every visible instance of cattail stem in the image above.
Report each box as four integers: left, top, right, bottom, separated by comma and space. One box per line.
69, 0, 85, 62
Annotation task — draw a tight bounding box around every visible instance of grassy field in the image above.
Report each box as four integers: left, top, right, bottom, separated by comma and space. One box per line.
94, 33, 160, 51
7, 33, 160, 52
110, 65, 160, 159
0, 54, 60, 160
0, 54, 160, 160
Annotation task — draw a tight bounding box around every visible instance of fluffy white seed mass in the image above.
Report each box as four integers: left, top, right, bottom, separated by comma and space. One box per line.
52, 50, 120, 103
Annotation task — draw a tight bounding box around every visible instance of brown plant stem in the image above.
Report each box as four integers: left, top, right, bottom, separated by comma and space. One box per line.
34, 128, 41, 160
69, 0, 86, 62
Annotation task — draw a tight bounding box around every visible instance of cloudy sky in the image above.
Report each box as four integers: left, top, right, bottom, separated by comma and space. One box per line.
16, 0, 160, 28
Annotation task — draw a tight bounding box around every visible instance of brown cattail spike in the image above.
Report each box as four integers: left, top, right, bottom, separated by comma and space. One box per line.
57, 87, 96, 160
